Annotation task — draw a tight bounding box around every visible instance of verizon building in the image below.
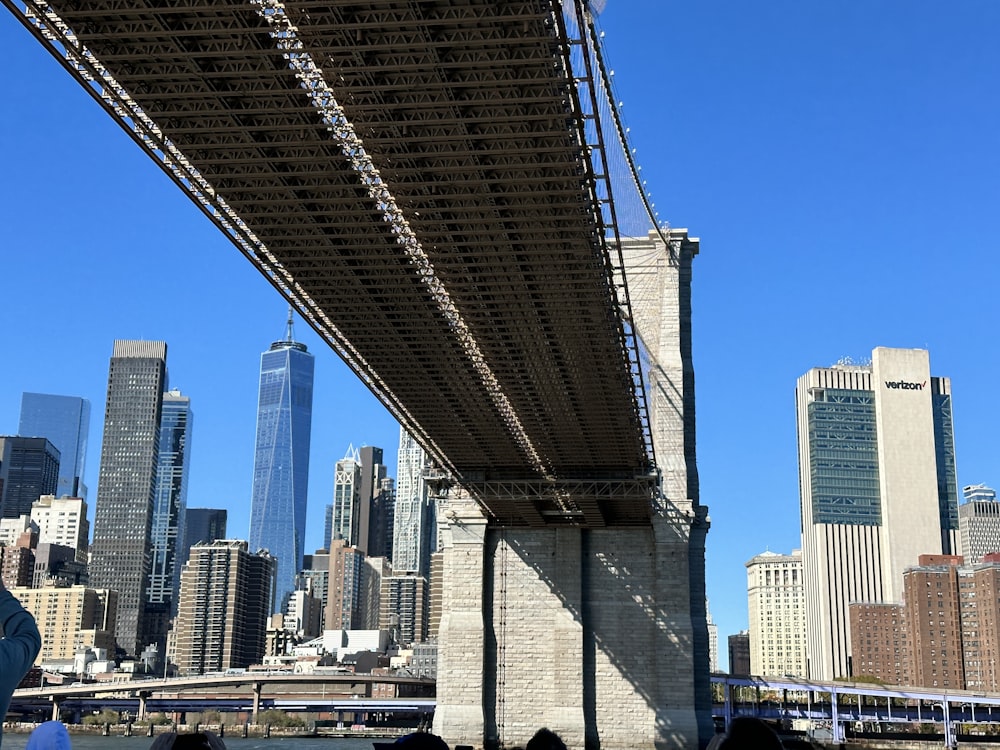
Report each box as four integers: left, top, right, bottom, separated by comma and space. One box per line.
796, 347, 960, 680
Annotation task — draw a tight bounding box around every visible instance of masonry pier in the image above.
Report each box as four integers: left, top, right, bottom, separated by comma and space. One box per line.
436, 232, 712, 750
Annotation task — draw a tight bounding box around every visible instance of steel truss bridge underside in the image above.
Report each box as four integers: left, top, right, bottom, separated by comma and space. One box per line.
6, 0, 664, 527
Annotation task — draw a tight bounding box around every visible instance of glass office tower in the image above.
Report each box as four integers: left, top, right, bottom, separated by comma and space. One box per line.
148, 389, 193, 617
797, 346, 960, 680
90, 339, 167, 657
0, 436, 61, 518
18, 393, 91, 499
248, 311, 314, 614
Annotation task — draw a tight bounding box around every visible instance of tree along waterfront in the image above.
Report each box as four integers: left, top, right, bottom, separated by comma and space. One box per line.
1, 734, 381, 750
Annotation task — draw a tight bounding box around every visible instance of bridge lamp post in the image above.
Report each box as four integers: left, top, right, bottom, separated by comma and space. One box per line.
933, 701, 957, 750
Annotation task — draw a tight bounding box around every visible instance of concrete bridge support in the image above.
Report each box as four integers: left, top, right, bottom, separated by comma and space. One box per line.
437, 230, 710, 750
436, 493, 712, 750
252, 682, 262, 722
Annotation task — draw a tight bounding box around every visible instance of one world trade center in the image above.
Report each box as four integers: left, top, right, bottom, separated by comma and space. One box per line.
249, 309, 314, 613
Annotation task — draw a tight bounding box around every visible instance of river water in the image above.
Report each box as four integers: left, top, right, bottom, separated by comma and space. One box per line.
1, 734, 382, 750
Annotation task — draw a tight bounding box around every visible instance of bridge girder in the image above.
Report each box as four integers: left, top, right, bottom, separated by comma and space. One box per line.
7, 0, 658, 526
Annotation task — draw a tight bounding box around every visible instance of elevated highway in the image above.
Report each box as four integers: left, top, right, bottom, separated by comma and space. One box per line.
13, 672, 434, 722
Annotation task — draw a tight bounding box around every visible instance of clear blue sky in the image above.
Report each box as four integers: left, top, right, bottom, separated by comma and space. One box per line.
2, 2, 999, 669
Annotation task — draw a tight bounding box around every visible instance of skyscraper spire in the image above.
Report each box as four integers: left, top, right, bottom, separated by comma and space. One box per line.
271, 306, 307, 353
285, 304, 295, 343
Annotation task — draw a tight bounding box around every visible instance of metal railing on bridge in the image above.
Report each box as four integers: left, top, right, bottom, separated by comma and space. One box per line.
713, 673, 1000, 747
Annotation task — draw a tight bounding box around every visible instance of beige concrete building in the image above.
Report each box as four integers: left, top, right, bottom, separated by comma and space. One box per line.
173, 540, 275, 675
959, 485, 1000, 564
12, 585, 116, 664
428, 552, 443, 640
706, 604, 719, 673
360, 555, 390, 630
746, 550, 806, 677
0, 515, 33, 547
31, 495, 89, 563
797, 347, 960, 680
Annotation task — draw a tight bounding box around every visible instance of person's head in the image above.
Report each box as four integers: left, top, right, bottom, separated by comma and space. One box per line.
526, 728, 568, 750
26, 721, 71, 750
393, 731, 449, 750
148, 732, 227, 750
717, 717, 783, 750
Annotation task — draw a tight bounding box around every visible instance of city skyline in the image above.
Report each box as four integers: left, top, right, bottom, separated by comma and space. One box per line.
3, 2, 1000, 668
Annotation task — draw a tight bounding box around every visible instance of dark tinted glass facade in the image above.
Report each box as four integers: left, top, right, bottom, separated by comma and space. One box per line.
148, 390, 193, 618
934, 392, 960, 541
18, 393, 90, 498
0, 436, 61, 518
184, 508, 227, 563
806, 388, 881, 525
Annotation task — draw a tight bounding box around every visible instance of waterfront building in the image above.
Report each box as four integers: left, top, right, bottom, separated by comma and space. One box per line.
325, 538, 365, 631
746, 549, 806, 677
331, 446, 363, 547
18, 393, 90, 499
12, 585, 117, 664
412, 640, 438, 679
300, 550, 329, 623
31, 542, 85, 588
148, 389, 193, 616
182, 508, 227, 566
849, 602, 909, 685
1, 536, 34, 588
706, 602, 719, 673
0, 515, 33, 548
248, 311, 314, 613
285, 584, 323, 639
360, 555, 390, 631
0, 437, 61, 519
728, 631, 750, 675
381, 573, 427, 646
904, 556, 965, 690
961, 556, 1000, 692
796, 347, 960, 680
428, 552, 443, 640
174, 540, 276, 675
392, 428, 434, 575
90, 339, 168, 657
31, 495, 88, 563
850, 554, 1000, 691
960, 485, 1000, 563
